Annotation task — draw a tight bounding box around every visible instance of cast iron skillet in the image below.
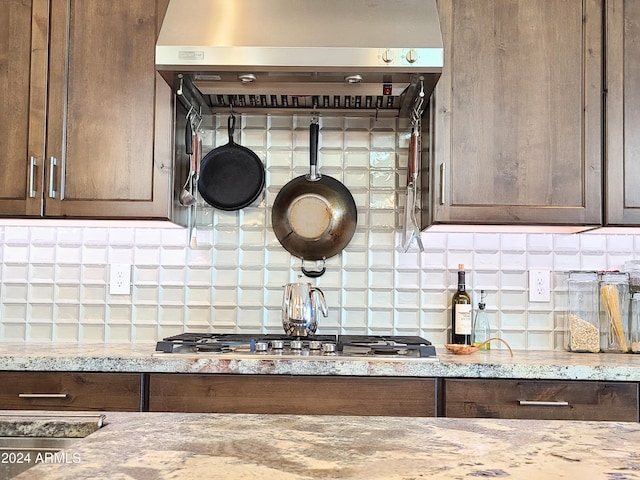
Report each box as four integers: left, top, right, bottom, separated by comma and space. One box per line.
272, 122, 357, 277
198, 114, 265, 210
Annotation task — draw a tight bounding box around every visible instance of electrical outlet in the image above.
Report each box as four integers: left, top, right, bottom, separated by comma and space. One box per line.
109, 263, 131, 295
529, 269, 551, 302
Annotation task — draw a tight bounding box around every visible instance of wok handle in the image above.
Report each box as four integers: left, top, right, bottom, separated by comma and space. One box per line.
302, 258, 326, 278
310, 122, 319, 167
308, 122, 320, 180
302, 266, 326, 278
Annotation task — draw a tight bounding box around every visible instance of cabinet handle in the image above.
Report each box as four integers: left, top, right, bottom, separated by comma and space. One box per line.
439, 163, 445, 204
60, 156, 66, 200
48, 156, 57, 198
518, 400, 569, 407
29, 156, 38, 198
19, 393, 69, 399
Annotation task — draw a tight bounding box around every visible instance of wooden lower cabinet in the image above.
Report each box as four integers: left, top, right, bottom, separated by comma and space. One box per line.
148, 374, 437, 417
0, 372, 143, 412
444, 379, 639, 422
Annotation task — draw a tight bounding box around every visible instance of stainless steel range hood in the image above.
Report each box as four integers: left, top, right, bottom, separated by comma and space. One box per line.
156, 0, 443, 117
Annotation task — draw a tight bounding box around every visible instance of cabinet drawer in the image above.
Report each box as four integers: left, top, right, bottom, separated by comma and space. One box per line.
0, 372, 142, 411
149, 374, 437, 417
445, 379, 638, 421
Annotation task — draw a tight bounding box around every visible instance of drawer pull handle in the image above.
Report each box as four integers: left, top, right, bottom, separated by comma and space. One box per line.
518, 400, 569, 407
19, 393, 68, 399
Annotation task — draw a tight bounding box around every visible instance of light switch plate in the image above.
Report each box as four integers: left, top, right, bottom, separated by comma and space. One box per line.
529, 269, 551, 302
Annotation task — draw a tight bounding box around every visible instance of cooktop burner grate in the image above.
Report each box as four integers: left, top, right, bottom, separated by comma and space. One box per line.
155, 333, 437, 357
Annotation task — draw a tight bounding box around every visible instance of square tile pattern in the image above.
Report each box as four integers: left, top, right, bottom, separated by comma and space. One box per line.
0, 115, 637, 349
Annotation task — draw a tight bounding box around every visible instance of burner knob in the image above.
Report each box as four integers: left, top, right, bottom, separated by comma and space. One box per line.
309, 340, 322, 350
322, 343, 337, 355
271, 340, 284, 349
290, 340, 303, 350
255, 341, 268, 353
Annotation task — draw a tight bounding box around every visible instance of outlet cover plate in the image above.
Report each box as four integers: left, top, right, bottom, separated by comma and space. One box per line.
109, 263, 131, 295
529, 269, 551, 302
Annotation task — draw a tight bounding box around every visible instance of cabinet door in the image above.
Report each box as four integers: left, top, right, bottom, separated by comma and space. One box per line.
445, 379, 638, 421
605, 0, 640, 224
44, 0, 172, 218
149, 374, 437, 417
430, 0, 602, 225
0, 372, 143, 411
0, 0, 47, 216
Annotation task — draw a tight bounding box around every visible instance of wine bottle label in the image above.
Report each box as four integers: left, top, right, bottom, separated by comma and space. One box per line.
454, 304, 472, 334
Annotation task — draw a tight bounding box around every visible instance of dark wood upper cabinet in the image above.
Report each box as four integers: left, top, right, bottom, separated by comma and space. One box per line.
427, 0, 603, 226
0, 0, 173, 219
0, 0, 48, 216
605, 0, 640, 225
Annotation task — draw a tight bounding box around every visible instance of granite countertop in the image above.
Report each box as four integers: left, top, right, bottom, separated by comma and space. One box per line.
9, 411, 640, 479
0, 411, 104, 438
1, 343, 640, 381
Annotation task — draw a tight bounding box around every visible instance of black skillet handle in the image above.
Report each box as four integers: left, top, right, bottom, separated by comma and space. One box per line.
228, 114, 236, 144
185, 117, 193, 156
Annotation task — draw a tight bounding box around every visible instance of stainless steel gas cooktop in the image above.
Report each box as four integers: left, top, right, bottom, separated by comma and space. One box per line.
154, 333, 437, 359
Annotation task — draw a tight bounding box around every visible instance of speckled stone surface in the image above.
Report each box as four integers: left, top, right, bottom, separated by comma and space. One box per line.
1, 343, 640, 380
10, 411, 640, 479
0, 412, 104, 438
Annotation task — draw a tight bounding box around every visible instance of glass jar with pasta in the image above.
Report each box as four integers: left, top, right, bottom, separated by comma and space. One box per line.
630, 293, 640, 353
599, 272, 630, 353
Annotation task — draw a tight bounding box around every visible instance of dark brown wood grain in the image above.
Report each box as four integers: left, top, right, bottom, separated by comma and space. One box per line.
430, 0, 603, 225
149, 374, 437, 417
0, 0, 172, 219
605, 0, 640, 225
444, 379, 638, 421
0, 372, 143, 411
44, 0, 171, 218
0, 0, 48, 216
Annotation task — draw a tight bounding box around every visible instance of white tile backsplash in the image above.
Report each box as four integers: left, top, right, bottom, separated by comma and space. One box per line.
1, 114, 639, 348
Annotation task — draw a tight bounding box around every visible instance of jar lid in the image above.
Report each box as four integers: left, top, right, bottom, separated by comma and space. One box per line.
599, 271, 629, 283
568, 271, 598, 281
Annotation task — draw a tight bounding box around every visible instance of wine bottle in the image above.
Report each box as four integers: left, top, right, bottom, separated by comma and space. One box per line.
451, 264, 472, 344
472, 290, 490, 349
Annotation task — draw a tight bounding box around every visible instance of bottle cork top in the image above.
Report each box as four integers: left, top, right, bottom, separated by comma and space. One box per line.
458, 264, 464, 271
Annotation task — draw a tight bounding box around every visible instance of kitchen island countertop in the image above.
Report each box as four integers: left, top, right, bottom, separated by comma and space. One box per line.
1, 343, 640, 380
10, 410, 640, 479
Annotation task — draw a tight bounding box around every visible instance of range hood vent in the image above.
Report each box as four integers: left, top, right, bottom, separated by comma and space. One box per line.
156, 0, 443, 118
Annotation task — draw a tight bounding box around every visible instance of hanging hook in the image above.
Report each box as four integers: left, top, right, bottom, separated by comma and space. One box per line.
410, 77, 426, 128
